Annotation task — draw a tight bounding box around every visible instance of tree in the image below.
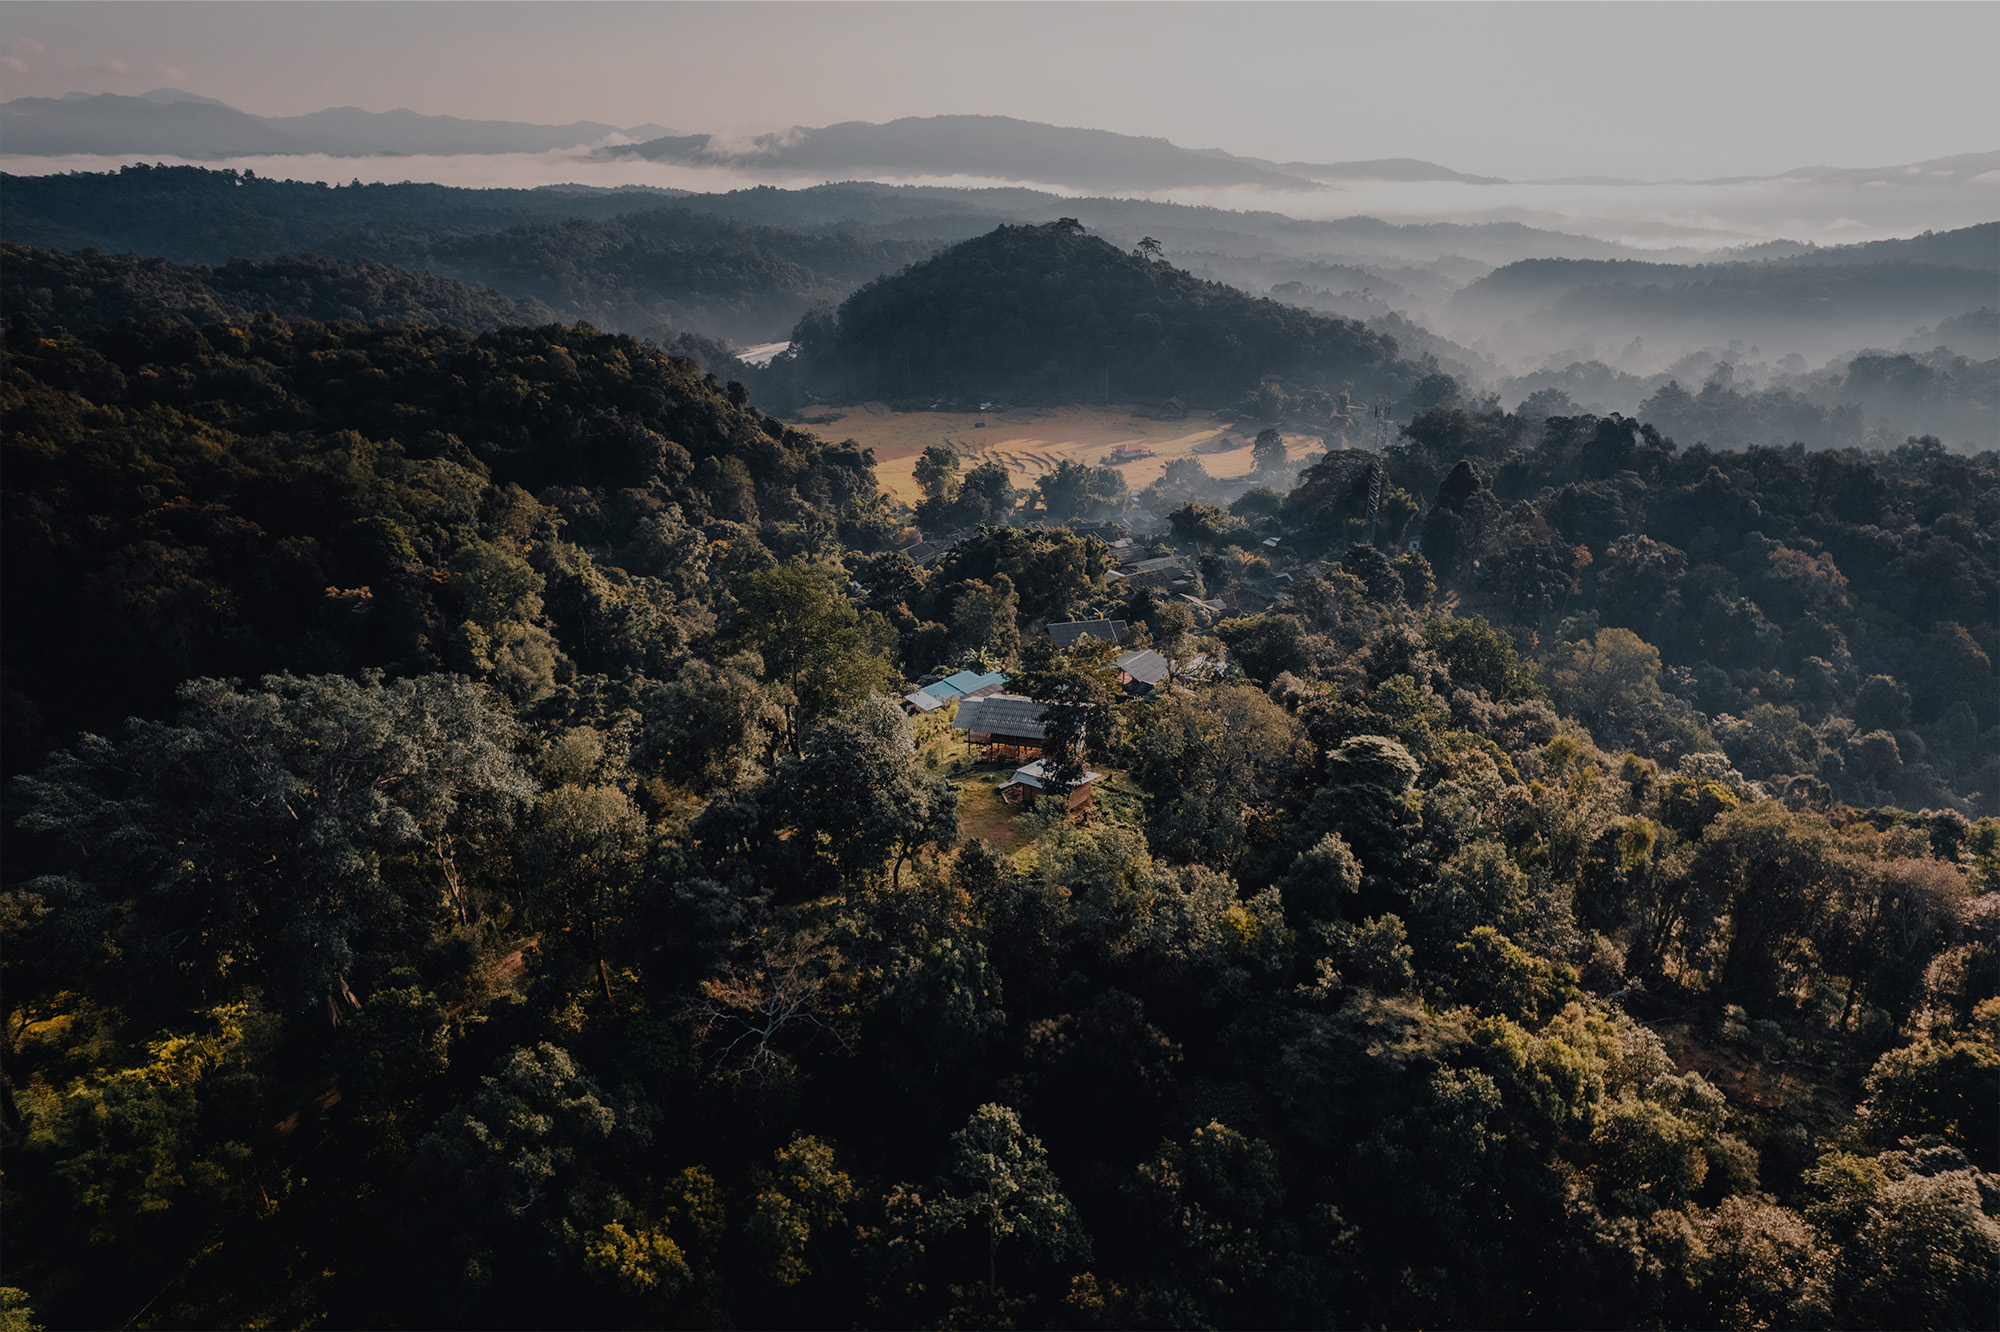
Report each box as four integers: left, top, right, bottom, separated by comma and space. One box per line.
947, 575, 1023, 663
1131, 684, 1311, 866
1031, 662, 1120, 797
637, 655, 787, 792
1032, 459, 1124, 523
1135, 237, 1163, 262
744, 1135, 857, 1289
956, 459, 1021, 525
521, 782, 647, 1003
1166, 501, 1230, 558
12, 672, 532, 1017
727, 562, 897, 747
933, 1104, 1091, 1292
780, 697, 959, 887
914, 445, 961, 505
1251, 428, 1287, 477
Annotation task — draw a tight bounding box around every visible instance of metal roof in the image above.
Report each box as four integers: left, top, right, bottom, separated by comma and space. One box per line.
1007, 759, 1103, 790
1047, 619, 1130, 648
1115, 648, 1171, 686
951, 693, 1050, 738
919, 669, 1008, 701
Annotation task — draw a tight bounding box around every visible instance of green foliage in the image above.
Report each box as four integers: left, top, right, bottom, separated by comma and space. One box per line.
6, 254, 1996, 1332
727, 562, 898, 741
1861, 1032, 2000, 1170
931, 1104, 1092, 1291
798, 220, 1406, 404
1445, 927, 1581, 1025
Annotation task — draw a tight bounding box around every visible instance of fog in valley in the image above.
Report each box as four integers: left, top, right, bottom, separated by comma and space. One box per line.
8, 1, 1992, 451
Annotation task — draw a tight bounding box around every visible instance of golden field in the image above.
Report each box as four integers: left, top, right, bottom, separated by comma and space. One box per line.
801, 403, 1327, 504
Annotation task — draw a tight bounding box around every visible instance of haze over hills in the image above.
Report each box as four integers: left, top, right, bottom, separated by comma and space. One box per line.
4, 161, 1992, 446
605, 114, 1501, 192
0, 89, 671, 156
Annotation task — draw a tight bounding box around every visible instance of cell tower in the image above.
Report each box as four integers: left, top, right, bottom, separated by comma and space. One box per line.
1366, 459, 1385, 547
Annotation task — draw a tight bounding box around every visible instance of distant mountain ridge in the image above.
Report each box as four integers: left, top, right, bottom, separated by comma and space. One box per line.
1451, 223, 2000, 359
0, 90, 670, 156
602, 114, 1499, 191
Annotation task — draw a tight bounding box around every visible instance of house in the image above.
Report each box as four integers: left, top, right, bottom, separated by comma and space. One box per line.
899, 538, 956, 569
1262, 537, 1283, 550
1106, 554, 1193, 592
903, 669, 1011, 714
1113, 648, 1171, 695
1238, 571, 1296, 607
1107, 441, 1155, 464
951, 693, 1051, 761
1047, 618, 1130, 649
998, 758, 1103, 811
1117, 566, 1192, 592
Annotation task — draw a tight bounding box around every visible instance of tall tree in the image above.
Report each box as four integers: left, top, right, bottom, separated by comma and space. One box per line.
727, 563, 896, 748
932, 1104, 1091, 1292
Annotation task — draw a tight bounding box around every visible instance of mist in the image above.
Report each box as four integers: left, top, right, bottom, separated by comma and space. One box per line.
8, 146, 1992, 248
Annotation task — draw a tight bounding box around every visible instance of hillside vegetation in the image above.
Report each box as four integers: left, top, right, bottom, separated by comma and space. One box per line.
0, 243, 556, 333
781, 219, 1414, 407
2, 264, 1997, 1332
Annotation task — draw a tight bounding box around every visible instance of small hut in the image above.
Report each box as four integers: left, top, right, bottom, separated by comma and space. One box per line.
998, 758, 1103, 811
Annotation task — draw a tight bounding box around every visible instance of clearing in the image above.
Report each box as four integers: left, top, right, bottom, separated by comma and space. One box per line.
801, 403, 1328, 504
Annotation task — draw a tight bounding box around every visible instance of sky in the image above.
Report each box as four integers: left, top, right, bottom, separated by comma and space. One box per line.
2, 1, 1996, 181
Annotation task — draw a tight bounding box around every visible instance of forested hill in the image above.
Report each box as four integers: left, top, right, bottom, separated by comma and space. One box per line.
1455, 223, 2000, 333
1, 243, 556, 333
0, 312, 890, 768
785, 218, 1415, 405
0, 165, 682, 262
339, 206, 940, 344
4, 294, 2000, 1330
1, 167, 941, 343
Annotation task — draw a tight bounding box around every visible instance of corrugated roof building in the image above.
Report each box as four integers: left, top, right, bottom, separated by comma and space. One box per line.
903, 669, 1011, 713
1047, 619, 1130, 648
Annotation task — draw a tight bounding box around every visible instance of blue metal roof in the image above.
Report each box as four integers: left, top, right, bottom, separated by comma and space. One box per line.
919, 669, 1009, 701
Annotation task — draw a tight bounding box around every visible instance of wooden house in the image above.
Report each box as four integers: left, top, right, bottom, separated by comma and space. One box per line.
951, 694, 1051, 762
998, 758, 1103, 811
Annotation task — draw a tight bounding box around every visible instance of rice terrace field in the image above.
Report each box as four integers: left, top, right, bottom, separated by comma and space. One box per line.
801, 402, 1330, 503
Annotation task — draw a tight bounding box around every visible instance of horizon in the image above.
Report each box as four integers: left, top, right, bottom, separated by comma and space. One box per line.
3, 1, 1997, 182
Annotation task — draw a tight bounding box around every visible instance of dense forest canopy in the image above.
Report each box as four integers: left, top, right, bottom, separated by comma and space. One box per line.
1, 168, 946, 345
0, 242, 558, 333
2, 246, 1998, 1332
0, 166, 684, 263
